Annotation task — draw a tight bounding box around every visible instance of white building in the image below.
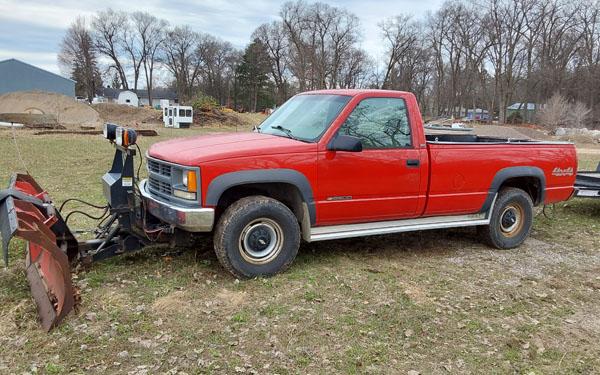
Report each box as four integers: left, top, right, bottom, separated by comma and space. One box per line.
96, 87, 178, 108
117, 90, 139, 107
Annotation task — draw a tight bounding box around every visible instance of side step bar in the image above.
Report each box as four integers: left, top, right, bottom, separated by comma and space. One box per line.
309, 211, 490, 242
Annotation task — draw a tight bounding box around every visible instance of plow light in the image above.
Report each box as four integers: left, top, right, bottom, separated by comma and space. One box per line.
115, 127, 138, 147
103, 123, 118, 141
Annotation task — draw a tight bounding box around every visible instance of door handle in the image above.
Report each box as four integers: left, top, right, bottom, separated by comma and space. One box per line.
406, 159, 420, 167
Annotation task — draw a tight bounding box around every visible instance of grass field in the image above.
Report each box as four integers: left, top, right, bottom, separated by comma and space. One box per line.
1, 127, 600, 374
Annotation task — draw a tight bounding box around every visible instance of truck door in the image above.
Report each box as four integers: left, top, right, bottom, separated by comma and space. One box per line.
316, 97, 424, 225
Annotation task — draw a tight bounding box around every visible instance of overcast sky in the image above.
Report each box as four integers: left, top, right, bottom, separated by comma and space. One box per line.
0, 0, 443, 78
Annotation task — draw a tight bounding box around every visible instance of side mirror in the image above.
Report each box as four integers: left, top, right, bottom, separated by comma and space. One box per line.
327, 135, 362, 152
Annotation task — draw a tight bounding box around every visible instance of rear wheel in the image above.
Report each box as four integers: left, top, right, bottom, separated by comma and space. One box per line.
214, 196, 300, 278
479, 187, 534, 249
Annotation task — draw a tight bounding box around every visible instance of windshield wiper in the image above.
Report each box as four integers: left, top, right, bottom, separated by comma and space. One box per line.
271, 125, 300, 141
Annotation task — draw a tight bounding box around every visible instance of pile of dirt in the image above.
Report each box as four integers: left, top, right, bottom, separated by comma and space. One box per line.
0, 91, 101, 128
93, 103, 162, 128
194, 108, 245, 127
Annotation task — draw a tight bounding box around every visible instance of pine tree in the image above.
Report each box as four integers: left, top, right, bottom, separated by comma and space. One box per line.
235, 39, 273, 112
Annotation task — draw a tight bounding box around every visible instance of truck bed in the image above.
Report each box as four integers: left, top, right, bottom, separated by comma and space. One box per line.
423, 138, 577, 216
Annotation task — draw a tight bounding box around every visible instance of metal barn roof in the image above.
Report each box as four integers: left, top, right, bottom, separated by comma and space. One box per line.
0, 59, 75, 97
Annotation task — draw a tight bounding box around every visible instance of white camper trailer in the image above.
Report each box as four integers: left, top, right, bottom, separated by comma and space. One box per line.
163, 105, 193, 128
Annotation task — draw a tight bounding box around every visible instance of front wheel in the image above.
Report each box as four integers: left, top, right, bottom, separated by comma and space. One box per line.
214, 196, 300, 278
479, 187, 534, 249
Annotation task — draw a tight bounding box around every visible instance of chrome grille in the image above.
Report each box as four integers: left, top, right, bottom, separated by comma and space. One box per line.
149, 176, 172, 195
145, 156, 200, 205
148, 159, 172, 177
147, 158, 174, 200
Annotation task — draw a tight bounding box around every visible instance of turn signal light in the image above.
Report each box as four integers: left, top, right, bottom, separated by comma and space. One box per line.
115, 127, 138, 147
186, 170, 197, 192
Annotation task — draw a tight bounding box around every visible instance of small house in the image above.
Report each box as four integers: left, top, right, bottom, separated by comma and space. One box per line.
466, 108, 489, 121
506, 103, 538, 123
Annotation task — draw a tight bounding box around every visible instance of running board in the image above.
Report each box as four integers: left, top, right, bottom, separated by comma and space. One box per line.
309, 212, 490, 242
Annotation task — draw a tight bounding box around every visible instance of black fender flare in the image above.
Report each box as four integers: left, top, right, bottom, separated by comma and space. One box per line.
480, 166, 546, 213
205, 168, 316, 224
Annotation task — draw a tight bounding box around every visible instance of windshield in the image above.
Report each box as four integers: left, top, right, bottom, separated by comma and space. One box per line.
259, 94, 351, 142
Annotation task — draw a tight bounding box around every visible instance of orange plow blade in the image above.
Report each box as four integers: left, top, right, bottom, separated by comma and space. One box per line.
1, 174, 78, 331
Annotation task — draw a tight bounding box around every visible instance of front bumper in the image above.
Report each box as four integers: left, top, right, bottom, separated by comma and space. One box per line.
139, 179, 214, 232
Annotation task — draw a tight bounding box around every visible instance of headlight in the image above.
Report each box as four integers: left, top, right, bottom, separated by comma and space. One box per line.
175, 170, 197, 200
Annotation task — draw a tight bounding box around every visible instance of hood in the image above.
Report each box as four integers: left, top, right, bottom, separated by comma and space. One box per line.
147, 132, 316, 165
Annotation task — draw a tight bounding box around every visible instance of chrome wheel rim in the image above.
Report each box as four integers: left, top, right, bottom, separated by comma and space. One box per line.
500, 204, 524, 237
239, 218, 284, 264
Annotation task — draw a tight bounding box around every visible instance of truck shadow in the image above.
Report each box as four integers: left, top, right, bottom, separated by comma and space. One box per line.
298, 226, 484, 261
118, 227, 486, 278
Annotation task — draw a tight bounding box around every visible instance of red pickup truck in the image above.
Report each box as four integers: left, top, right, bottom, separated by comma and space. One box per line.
141, 89, 577, 278
0, 89, 579, 330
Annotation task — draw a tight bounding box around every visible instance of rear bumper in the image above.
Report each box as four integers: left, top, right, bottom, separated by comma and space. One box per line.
139, 179, 214, 232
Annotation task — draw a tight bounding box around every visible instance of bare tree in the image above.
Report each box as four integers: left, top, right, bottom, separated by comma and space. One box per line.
59, 17, 102, 102
162, 26, 201, 101
131, 12, 167, 107
91, 9, 129, 89
196, 34, 238, 105
122, 15, 144, 90
538, 92, 570, 129
484, 0, 529, 123
281, 1, 310, 91
569, 101, 592, 128
253, 22, 289, 104
380, 15, 420, 89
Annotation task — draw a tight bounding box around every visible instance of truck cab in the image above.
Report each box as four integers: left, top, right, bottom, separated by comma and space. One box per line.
141, 89, 577, 278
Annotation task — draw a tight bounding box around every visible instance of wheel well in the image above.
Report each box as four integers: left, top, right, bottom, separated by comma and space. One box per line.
215, 182, 308, 226
499, 176, 542, 205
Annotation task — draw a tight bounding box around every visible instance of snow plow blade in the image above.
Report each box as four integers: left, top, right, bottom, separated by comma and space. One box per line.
0, 174, 78, 331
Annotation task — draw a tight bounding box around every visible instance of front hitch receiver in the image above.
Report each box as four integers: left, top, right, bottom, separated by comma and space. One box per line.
0, 174, 78, 331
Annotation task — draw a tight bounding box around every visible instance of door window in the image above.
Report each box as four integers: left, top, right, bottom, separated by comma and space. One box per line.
338, 97, 411, 149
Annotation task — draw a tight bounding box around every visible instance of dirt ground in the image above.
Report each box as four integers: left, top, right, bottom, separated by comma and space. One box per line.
0, 126, 599, 373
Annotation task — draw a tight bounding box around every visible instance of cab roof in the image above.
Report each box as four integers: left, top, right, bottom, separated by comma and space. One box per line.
300, 89, 412, 97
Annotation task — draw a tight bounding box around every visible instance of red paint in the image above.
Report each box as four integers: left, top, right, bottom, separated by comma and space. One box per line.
148, 89, 577, 226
